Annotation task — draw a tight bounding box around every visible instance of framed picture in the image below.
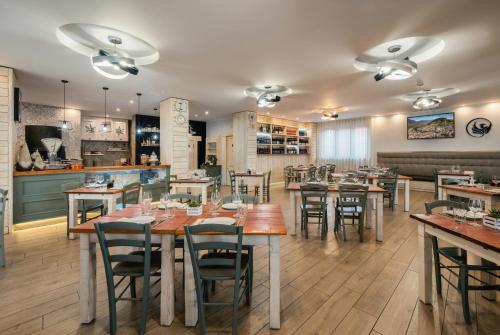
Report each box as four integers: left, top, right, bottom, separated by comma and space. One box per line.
407, 112, 455, 140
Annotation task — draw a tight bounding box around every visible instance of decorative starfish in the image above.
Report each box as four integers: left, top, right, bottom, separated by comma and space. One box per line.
85, 123, 96, 133
115, 126, 124, 135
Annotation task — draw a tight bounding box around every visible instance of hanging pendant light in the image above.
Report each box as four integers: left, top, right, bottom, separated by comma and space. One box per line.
136, 92, 142, 134
58, 80, 73, 130
152, 107, 159, 140
100, 87, 112, 133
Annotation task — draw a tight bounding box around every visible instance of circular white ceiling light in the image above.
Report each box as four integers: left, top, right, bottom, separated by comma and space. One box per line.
56, 23, 159, 79
245, 85, 292, 108
354, 37, 445, 81
412, 95, 442, 110
315, 107, 347, 120
400, 81, 459, 110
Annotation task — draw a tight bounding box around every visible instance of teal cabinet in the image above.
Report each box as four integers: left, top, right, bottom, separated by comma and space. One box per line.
14, 173, 85, 224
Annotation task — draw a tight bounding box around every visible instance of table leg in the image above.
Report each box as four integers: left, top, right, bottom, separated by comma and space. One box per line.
106, 195, 117, 213
68, 194, 78, 240
394, 183, 399, 205
184, 236, 197, 326
417, 222, 433, 304
376, 193, 383, 241
160, 235, 175, 325
259, 178, 264, 203
201, 185, 208, 205
289, 190, 297, 236
269, 236, 281, 329
80, 234, 96, 323
404, 180, 410, 212
366, 196, 373, 229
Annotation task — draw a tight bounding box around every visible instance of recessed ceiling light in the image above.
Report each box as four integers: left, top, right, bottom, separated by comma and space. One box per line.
116, 108, 120, 112
295, 117, 299, 120
204, 110, 209, 115
129, 100, 134, 104
194, 114, 198, 117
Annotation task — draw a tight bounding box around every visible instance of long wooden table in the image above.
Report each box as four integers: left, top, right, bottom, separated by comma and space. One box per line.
70, 204, 286, 329
410, 213, 500, 305
286, 182, 386, 241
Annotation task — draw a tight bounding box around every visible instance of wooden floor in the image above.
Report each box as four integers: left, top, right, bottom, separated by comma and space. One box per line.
1, 187, 499, 335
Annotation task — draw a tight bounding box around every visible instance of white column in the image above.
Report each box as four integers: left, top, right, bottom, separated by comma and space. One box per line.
160, 98, 190, 176
232, 111, 257, 171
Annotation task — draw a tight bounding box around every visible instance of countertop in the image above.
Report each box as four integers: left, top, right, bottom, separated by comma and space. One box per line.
13, 164, 170, 177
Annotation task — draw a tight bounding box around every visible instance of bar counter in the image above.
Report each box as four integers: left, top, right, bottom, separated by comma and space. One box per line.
13, 164, 170, 224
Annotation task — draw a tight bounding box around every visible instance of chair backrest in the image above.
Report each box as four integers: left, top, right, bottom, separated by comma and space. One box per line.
425, 200, 469, 214
378, 174, 398, 192
327, 164, 336, 174
95, 222, 152, 277
213, 175, 222, 192
300, 183, 328, 208
184, 224, 244, 280
170, 193, 201, 203
0, 188, 7, 230
338, 184, 369, 212
307, 166, 317, 180
222, 194, 258, 204
388, 167, 399, 176
122, 182, 142, 206
265, 170, 272, 186
228, 170, 236, 192
318, 166, 327, 179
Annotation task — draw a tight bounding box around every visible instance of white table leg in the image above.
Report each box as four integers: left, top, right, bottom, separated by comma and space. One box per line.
394, 183, 399, 205
259, 178, 264, 203
106, 195, 117, 213
269, 236, 281, 329
80, 234, 96, 323
201, 185, 208, 204
376, 193, 383, 241
171, 184, 177, 195
366, 196, 373, 229
417, 222, 433, 304
437, 176, 443, 200
68, 194, 78, 240
404, 180, 410, 212
289, 190, 297, 235
160, 234, 175, 326
184, 236, 197, 326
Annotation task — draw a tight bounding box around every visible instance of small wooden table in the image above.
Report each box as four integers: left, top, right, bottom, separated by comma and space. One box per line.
439, 185, 500, 211
410, 213, 500, 304
70, 204, 286, 329
170, 178, 214, 204
286, 182, 386, 241
64, 187, 123, 239
235, 173, 265, 203
437, 172, 475, 199
369, 174, 412, 212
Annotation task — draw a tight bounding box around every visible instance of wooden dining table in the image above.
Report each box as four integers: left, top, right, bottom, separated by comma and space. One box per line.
286, 182, 386, 241
234, 172, 265, 203
439, 184, 500, 211
70, 203, 286, 329
170, 178, 214, 204
410, 213, 500, 304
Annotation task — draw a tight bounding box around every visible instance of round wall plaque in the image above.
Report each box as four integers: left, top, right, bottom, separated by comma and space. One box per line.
466, 118, 492, 137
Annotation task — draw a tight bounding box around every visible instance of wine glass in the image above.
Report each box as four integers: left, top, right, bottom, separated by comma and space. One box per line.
210, 190, 221, 216
142, 191, 153, 216
468, 199, 482, 221
96, 175, 105, 189
160, 193, 171, 217
491, 175, 500, 188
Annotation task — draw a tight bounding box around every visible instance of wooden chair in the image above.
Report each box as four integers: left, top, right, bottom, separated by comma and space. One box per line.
306, 166, 317, 181
122, 182, 143, 208
184, 224, 252, 335
223, 194, 258, 204
0, 189, 7, 267
95, 222, 161, 335
425, 200, 500, 324
254, 171, 271, 202
229, 170, 248, 194
300, 183, 328, 239
378, 174, 398, 210
334, 184, 368, 242
61, 182, 104, 237
317, 166, 327, 181
284, 166, 295, 187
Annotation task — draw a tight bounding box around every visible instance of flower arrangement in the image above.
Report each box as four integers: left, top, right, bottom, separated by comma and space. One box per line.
187, 200, 202, 216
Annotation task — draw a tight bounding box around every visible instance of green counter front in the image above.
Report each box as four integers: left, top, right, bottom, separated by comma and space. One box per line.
13, 165, 170, 224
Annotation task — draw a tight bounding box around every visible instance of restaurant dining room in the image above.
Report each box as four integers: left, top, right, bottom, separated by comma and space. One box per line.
1, 1, 500, 334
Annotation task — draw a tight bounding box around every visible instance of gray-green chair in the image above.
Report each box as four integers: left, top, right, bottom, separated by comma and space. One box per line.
300, 183, 328, 239
334, 184, 368, 242
184, 223, 251, 335
425, 200, 500, 324
95, 222, 161, 335
306, 166, 317, 181
121, 182, 142, 208
170, 193, 201, 203
378, 174, 398, 210
317, 166, 327, 181
223, 194, 258, 204
254, 171, 272, 202
61, 182, 104, 237
0, 189, 7, 267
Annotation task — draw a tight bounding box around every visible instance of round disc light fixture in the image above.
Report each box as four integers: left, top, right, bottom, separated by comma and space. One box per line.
245, 85, 292, 108
400, 83, 459, 110
57, 23, 159, 80
412, 95, 442, 110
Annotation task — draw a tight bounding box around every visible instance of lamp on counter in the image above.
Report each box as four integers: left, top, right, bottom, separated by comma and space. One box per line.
58, 79, 73, 131
100, 87, 112, 133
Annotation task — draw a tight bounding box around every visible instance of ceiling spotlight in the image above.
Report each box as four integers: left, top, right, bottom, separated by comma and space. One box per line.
245, 85, 291, 108
129, 100, 134, 104
321, 111, 339, 120
116, 107, 120, 112
194, 114, 198, 117
412, 95, 442, 110
204, 110, 209, 115
90, 36, 139, 80
374, 57, 417, 81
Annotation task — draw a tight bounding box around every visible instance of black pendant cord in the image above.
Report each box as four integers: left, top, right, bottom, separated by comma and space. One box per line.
62, 79, 68, 122
137, 92, 142, 115
103, 87, 109, 125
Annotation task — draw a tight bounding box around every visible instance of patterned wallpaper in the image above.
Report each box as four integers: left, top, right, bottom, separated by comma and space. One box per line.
16, 102, 82, 159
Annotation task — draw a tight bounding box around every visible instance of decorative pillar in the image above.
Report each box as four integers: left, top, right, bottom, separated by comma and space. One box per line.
232, 111, 257, 171
159, 97, 189, 176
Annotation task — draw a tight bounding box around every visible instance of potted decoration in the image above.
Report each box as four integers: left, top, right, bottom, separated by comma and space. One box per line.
483, 208, 500, 230
187, 200, 202, 216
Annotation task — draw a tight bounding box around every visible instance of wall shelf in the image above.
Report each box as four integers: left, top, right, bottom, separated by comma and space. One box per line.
257, 120, 311, 155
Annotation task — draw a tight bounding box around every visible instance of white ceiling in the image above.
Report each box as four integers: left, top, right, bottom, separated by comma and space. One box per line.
1, 0, 500, 122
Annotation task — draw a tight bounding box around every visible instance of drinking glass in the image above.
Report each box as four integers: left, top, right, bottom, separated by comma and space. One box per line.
453, 208, 467, 224
233, 192, 242, 205
142, 191, 153, 216
97, 175, 105, 189
468, 199, 482, 221
210, 190, 221, 216
160, 192, 171, 216
491, 175, 500, 188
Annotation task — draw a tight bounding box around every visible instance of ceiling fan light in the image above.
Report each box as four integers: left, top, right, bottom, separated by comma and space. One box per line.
412, 96, 442, 110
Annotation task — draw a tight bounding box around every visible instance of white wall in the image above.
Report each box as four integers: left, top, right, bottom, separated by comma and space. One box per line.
371, 102, 500, 158
206, 116, 232, 138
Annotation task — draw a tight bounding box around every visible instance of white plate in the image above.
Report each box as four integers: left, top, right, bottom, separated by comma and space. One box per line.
118, 216, 155, 224
222, 203, 238, 210
158, 202, 187, 209
444, 210, 486, 220
198, 217, 236, 225
85, 183, 100, 188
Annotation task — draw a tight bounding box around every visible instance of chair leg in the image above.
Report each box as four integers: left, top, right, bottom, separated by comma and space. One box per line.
107, 284, 118, 335
460, 267, 472, 324
139, 275, 150, 335
232, 281, 240, 335
359, 216, 364, 242
130, 276, 137, 299
431, 238, 443, 296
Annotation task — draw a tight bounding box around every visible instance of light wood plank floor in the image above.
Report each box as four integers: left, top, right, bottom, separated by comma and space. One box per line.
0, 187, 499, 335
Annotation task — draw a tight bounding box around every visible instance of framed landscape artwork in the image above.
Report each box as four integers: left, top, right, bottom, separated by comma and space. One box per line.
407, 112, 455, 140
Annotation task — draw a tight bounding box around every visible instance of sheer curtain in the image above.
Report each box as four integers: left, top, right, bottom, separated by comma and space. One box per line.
317, 117, 372, 171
